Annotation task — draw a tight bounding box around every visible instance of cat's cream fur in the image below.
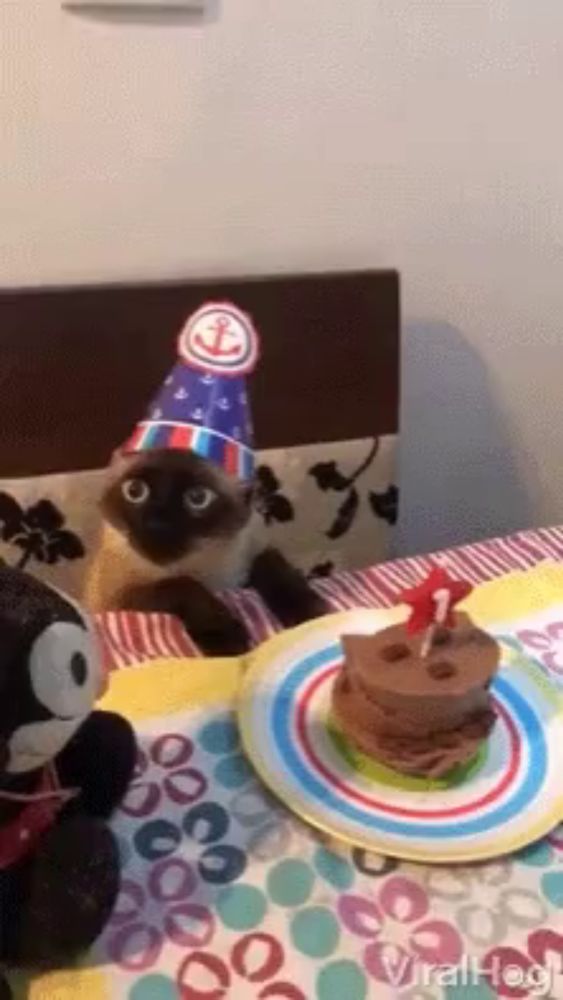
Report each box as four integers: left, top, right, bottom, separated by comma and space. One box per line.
84, 517, 258, 611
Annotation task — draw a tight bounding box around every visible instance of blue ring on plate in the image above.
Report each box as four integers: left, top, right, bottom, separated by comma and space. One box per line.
271, 643, 547, 839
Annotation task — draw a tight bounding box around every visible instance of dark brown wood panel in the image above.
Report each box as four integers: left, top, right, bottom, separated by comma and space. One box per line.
0, 270, 399, 476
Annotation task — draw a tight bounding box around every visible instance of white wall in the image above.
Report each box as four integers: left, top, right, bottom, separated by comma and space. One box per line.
2, 1, 563, 553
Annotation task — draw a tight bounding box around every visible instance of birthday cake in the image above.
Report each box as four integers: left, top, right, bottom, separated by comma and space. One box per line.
332, 567, 500, 778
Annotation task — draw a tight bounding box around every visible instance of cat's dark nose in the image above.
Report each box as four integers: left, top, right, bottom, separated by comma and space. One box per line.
147, 511, 171, 529
147, 514, 176, 537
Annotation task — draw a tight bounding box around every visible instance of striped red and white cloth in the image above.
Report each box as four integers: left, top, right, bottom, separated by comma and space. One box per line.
95, 525, 563, 671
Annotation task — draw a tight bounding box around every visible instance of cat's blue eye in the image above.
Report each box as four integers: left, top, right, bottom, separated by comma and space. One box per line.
122, 478, 150, 505
184, 486, 215, 513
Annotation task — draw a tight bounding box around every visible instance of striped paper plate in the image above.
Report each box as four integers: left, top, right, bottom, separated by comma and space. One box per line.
238, 609, 563, 864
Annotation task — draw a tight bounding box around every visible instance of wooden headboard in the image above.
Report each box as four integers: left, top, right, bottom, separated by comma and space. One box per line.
0, 270, 399, 477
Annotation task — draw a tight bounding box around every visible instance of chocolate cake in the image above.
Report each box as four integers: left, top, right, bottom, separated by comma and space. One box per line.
332, 612, 500, 778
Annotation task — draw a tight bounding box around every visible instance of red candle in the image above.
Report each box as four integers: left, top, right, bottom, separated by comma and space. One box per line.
400, 564, 473, 657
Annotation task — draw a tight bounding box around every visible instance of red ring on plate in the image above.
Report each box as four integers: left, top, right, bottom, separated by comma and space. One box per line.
295, 664, 521, 820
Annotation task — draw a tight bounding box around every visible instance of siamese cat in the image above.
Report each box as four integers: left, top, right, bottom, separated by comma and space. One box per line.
85, 449, 326, 655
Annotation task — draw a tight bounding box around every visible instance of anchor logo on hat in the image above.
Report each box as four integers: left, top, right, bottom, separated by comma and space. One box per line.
121, 302, 259, 481
178, 303, 260, 378
195, 315, 238, 357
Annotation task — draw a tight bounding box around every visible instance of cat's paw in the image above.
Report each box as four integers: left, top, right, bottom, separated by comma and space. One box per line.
277, 591, 328, 628
193, 616, 251, 657
248, 546, 329, 628
303, 591, 328, 622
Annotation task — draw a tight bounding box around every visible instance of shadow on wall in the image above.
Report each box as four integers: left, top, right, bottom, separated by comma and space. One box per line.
395, 321, 539, 557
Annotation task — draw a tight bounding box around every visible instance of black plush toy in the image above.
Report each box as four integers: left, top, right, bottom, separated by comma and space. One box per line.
0, 565, 136, 970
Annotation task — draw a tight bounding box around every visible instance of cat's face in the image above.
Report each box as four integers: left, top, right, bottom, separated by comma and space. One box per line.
102, 450, 253, 565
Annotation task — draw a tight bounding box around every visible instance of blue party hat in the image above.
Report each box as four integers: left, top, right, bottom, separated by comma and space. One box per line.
123, 302, 259, 480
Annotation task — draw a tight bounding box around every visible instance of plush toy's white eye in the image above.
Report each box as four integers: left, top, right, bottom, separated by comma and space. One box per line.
29, 622, 99, 720
183, 486, 215, 513
122, 478, 150, 505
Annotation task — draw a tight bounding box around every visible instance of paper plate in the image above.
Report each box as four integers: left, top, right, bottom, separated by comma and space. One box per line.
238, 609, 563, 864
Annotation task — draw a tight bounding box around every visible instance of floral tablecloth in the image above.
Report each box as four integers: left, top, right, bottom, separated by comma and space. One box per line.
20, 531, 563, 1000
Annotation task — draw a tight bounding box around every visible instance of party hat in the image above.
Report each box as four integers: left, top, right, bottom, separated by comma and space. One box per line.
122, 302, 259, 480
